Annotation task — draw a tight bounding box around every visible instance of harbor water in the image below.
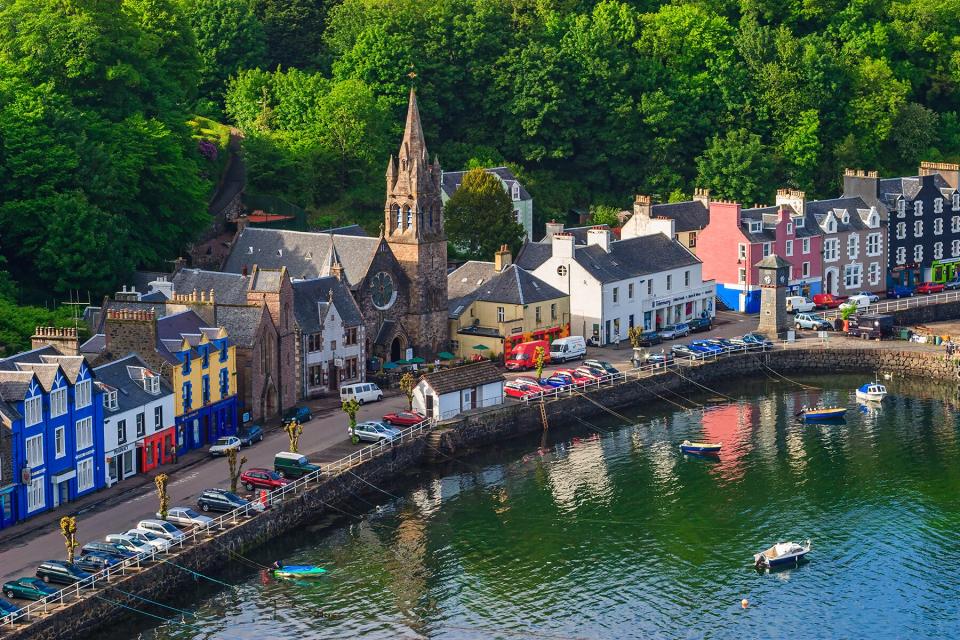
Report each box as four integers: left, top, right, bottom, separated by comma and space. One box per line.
109, 374, 960, 639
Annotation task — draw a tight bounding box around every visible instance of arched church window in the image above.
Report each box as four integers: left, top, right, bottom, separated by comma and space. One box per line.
401, 205, 410, 228
391, 203, 400, 228
406, 206, 412, 227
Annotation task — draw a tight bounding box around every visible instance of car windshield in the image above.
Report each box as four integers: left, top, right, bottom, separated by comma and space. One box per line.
514, 352, 531, 360
214, 438, 231, 446
180, 509, 200, 518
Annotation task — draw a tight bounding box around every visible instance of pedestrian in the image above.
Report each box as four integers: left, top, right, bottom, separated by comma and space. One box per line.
614, 329, 620, 349
168, 443, 177, 465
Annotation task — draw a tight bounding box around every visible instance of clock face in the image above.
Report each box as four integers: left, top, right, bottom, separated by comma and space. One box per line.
763, 274, 772, 285
370, 271, 396, 310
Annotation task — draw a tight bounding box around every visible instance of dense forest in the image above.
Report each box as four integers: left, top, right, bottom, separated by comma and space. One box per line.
0, 0, 958, 340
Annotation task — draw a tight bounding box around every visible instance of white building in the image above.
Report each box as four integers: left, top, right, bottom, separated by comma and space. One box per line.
94, 354, 174, 487
441, 167, 534, 241
412, 362, 505, 421
292, 276, 366, 397
515, 223, 714, 345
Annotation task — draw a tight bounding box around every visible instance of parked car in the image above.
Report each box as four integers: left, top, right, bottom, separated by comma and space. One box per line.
208, 436, 241, 457
124, 528, 173, 551
855, 291, 881, 303
514, 375, 549, 390
35, 561, 92, 585
104, 534, 154, 555
670, 344, 699, 359
644, 352, 674, 368
504, 339, 551, 371
633, 331, 662, 346
840, 294, 873, 312
196, 489, 249, 514
0, 597, 20, 621
339, 383, 383, 405
554, 368, 592, 384
282, 405, 314, 423
785, 296, 815, 313
915, 281, 945, 295
73, 551, 121, 573
161, 506, 215, 529
237, 424, 264, 446
381, 411, 426, 427
79, 540, 137, 560
691, 340, 723, 354
946, 278, 960, 290
274, 452, 321, 479
542, 373, 574, 389
574, 366, 605, 380
549, 336, 587, 363
795, 313, 832, 330
135, 519, 185, 542
688, 317, 713, 333
735, 332, 774, 349
3, 578, 57, 600
504, 380, 543, 399
239, 469, 290, 492
702, 338, 734, 352
352, 421, 401, 443
887, 284, 915, 299
659, 323, 691, 339
813, 293, 846, 309
583, 359, 619, 375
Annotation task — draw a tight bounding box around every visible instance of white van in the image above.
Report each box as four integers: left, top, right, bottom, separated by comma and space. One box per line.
340, 382, 383, 404
785, 296, 815, 313
840, 294, 872, 313
550, 336, 586, 363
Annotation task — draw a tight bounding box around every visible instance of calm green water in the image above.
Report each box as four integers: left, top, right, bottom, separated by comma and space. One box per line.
111, 375, 960, 640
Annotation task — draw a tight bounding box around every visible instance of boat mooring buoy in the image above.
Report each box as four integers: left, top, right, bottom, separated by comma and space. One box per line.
741, 598, 749, 609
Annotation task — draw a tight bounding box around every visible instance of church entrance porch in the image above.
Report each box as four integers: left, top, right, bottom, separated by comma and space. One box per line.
390, 336, 404, 362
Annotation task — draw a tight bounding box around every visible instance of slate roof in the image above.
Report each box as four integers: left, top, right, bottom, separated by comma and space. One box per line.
291, 276, 362, 335
805, 196, 878, 232
374, 320, 395, 346
40, 355, 84, 383
80, 334, 106, 355
213, 306, 265, 349
441, 166, 531, 201
419, 361, 504, 395
315, 224, 369, 237
0, 371, 35, 404
514, 242, 552, 271
737, 206, 820, 243
15, 363, 61, 391
649, 200, 709, 232
223, 227, 380, 286
155, 310, 217, 362
447, 261, 497, 301
0, 345, 60, 371
172, 269, 249, 305
448, 264, 565, 319
94, 353, 173, 415
250, 267, 284, 292
94, 300, 168, 334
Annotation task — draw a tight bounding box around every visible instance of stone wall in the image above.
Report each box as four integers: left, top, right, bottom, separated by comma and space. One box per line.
886, 300, 960, 327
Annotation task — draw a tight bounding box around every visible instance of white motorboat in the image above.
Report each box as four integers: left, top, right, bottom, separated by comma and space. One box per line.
856, 382, 887, 402
753, 540, 811, 569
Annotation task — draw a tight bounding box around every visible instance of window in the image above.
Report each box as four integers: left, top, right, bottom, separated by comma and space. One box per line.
202, 375, 210, 405
685, 271, 690, 287
308, 365, 324, 387
953, 216, 960, 233
76, 417, 93, 450
345, 327, 358, 346
104, 389, 118, 411
75, 379, 91, 408
28, 477, 44, 512
802, 262, 810, 277
787, 222, 793, 235
54, 427, 65, 458
182, 381, 192, 412
868, 262, 881, 286
666, 275, 672, 290
738, 268, 747, 284
935, 198, 943, 214
843, 264, 862, 289
535, 306, 542, 323
181, 354, 190, 376
344, 358, 359, 381
202, 346, 209, 369
866, 233, 881, 257
77, 458, 93, 491
495, 306, 505, 323
914, 201, 923, 216
26, 434, 43, 467
802, 238, 810, 254
898, 199, 906, 215
914, 244, 923, 263
795, 217, 805, 228
914, 220, 923, 237
896, 222, 907, 240
512, 183, 520, 200
934, 242, 944, 260
749, 222, 761, 233
628, 283, 634, 299
136, 413, 146, 438
896, 246, 907, 264
307, 333, 322, 353
406, 207, 413, 227
785, 240, 793, 256
953, 240, 960, 258
688, 233, 697, 248
612, 287, 619, 303
738, 244, 747, 260
330, 340, 337, 351
935, 218, 944, 235
396, 206, 402, 226
763, 243, 772, 257
220, 368, 229, 398
551, 303, 557, 320
647, 280, 652, 295
154, 405, 164, 431
954, 193, 960, 211
824, 238, 839, 262
117, 420, 127, 445
24, 396, 42, 426
219, 340, 228, 363
847, 234, 859, 260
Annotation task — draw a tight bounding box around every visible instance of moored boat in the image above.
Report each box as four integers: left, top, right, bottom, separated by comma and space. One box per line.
272, 565, 327, 579
753, 540, 811, 569
855, 382, 887, 402
679, 440, 722, 455
798, 406, 847, 422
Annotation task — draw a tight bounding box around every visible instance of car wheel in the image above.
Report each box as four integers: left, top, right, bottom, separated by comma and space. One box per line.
278, 470, 287, 479
244, 482, 254, 491
377, 395, 383, 401
358, 398, 365, 405
200, 503, 210, 512
796, 324, 801, 330
258, 434, 264, 442
5, 591, 13, 599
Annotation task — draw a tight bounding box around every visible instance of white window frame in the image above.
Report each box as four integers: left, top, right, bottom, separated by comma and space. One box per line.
763, 242, 772, 257
935, 198, 943, 214
866, 233, 881, 257
934, 241, 944, 260
50, 387, 67, 418
76, 416, 93, 451
786, 222, 793, 235
914, 220, 923, 237
77, 457, 94, 492
738, 268, 746, 284
953, 193, 960, 211
143, 376, 160, 394
104, 390, 118, 411
896, 246, 907, 264
24, 396, 42, 426
738, 244, 747, 260
749, 222, 761, 233
26, 434, 43, 468
802, 262, 810, 277
898, 199, 905, 215
75, 379, 91, 408
802, 238, 810, 254
914, 244, 923, 263
934, 218, 943, 235
785, 239, 793, 256
868, 262, 881, 286
824, 238, 838, 262
896, 222, 907, 240
54, 426, 65, 459
847, 234, 859, 260
953, 240, 960, 258
953, 216, 960, 233
27, 476, 44, 512
843, 263, 862, 289
914, 200, 923, 216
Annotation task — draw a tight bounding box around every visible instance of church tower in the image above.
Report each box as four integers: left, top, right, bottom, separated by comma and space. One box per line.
384, 89, 448, 356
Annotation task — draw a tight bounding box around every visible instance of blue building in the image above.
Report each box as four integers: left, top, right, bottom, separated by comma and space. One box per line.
0, 347, 105, 530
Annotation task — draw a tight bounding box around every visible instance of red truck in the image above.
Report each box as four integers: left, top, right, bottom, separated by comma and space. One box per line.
813, 293, 847, 309
505, 339, 551, 371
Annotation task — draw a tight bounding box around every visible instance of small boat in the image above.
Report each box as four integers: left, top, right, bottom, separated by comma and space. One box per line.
272, 565, 327, 579
753, 540, 811, 569
797, 406, 847, 422
855, 382, 887, 402
679, 440, 722, 455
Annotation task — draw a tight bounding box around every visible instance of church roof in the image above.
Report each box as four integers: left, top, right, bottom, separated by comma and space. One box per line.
291, 276, 363, 335
214, 305, 265, 349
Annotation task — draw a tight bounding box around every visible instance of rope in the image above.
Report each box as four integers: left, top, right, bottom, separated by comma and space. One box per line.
570, 414, 613, 435
568, 389, 635, 424
668, 367, 737, 402
94, 595, 206, 631
756, 358, 820, 389
346, 469, 403, 501
155, 557, 237, 590
110, 587, 197, 618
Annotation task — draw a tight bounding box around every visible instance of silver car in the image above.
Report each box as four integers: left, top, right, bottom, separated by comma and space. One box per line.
352, 421, 401, 443
136, 519, 186, 541
124, 528, 172, 551
158, 507, 214, 530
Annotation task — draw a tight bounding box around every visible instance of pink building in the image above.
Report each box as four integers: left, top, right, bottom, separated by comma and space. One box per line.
698, 201, 823, 313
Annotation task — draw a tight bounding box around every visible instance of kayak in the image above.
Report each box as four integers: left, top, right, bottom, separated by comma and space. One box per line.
272, 565, 327, 579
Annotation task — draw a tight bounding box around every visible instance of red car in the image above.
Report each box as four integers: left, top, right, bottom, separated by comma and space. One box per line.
505, 380, 543, 399
915, 281, 945, 294
240, 468, 290, 491
812, 293, 847, 309
555, 369, 592, 385
382, 411, 426, 427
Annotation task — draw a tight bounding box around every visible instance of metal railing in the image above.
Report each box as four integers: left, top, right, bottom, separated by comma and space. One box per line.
818, 289, 960, 321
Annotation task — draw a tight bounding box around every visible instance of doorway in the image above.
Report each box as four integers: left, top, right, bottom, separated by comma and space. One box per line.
328, 361, 339, 391
426, 394, 434, 418
825, 269, 837, 295
390, 336, 403, 362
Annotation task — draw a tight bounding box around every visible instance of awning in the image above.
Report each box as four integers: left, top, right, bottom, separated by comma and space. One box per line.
51, 469, 76, 483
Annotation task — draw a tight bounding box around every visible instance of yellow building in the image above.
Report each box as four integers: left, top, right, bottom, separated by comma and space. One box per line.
448, 247, 570, 359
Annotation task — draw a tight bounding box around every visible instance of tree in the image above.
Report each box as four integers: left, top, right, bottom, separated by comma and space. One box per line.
155, 474, 170, 520
534, 346, 546, 382
399, 372, 416, 411
696, 129, 774, 205
59, 516, 79, 564
444, 168, 525, 260
226, 447, 248, 494
589, 205, 622, 227
283, 419, 303, 453
342, 398, 361, 444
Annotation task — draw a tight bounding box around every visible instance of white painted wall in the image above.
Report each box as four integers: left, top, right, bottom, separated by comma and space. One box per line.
102, 392, 174, 486
303, 300, 365, 396
412, 380, 505, 420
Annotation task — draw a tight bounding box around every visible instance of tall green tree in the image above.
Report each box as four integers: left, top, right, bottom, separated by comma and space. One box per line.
696, 129, 774, 205
444, 168, 525, 260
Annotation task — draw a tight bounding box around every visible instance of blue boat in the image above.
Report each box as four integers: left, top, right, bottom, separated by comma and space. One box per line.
679, 440, 722, 455
798, 406, 847, 422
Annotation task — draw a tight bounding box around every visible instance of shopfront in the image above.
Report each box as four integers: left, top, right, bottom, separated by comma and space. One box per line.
106, 442, 136, 487
176, 395, 238, 455
141, 428, 175, 472
0, 486, 15, 530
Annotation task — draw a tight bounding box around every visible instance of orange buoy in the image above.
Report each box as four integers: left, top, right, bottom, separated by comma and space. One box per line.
741, 599, 749, 609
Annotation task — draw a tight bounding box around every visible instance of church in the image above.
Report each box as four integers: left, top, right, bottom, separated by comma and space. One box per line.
221, 89, 449, 362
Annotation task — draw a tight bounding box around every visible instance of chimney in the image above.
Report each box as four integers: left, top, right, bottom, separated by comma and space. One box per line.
104, 308, 158, 364
587, 226, 612, 253
31, 326, 80, 356
552, 232, 575, 259
115, 286, 140, 303
692, 188, 710, 208
494, 244, 512, 272
775, 188, 806, 215
543, 221, 565, 241
330, 260, 344, 281
919, 161, 960, 190
147, 275, 174, 300
632, 194, 652, 220
842, 167, 881, 209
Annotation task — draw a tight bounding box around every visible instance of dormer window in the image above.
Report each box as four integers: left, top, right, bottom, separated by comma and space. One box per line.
104, 390, 118, 411
748, 222, 761, 233
511, 184, 520, 200
795, 217, 804, 228
143, 375, 160, 395
841, 211, 849, 224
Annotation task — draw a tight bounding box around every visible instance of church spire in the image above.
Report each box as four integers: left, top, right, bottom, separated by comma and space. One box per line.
400, 88, 427, 161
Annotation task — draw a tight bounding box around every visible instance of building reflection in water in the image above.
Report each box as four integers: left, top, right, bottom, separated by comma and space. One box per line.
700, 402, 754, 485
545, 434, 613, 512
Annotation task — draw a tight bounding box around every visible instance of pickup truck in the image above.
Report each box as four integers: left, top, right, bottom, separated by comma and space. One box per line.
813, 293, 847, 309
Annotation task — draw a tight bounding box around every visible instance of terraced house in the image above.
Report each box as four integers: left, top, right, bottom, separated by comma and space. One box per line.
0, 343, 104, 530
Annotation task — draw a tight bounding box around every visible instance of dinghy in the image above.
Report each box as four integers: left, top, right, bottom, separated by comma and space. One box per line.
679, 440, 722, 455
753, 540, 811, 569
272, 565, 327, 579
798, 406, 846, 422
855, 382, 887, 402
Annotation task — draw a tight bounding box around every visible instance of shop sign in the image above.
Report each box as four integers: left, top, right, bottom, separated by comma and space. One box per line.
111, 443, 134, 456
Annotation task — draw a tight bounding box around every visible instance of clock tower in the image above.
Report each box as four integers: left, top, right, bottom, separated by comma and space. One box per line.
756, 254, 792, 338
383, 88, 449, 356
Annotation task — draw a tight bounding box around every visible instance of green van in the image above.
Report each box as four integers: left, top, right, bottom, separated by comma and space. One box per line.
274, 451, 321, 479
